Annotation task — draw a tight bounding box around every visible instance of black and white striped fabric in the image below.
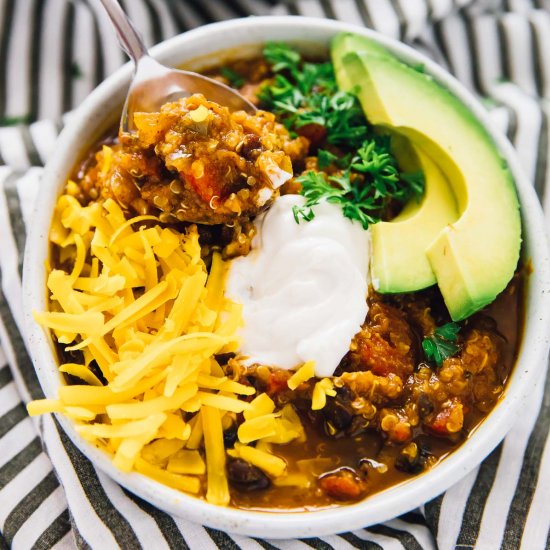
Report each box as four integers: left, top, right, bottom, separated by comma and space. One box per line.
0, 0, 548, 548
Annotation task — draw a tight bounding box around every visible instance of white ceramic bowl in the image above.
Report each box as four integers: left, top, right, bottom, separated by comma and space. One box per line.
23, 16, 550, 539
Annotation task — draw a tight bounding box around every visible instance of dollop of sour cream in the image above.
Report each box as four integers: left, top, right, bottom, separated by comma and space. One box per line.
226, 195, 370, 378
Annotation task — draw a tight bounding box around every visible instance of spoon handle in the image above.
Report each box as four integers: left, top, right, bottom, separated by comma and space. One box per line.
99, 0, 148, 63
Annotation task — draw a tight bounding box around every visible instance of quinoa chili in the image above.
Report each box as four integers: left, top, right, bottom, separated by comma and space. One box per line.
36, 46, 524, 510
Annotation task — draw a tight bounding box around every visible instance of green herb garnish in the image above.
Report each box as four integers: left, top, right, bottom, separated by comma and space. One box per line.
220, 67, 245, 88
317, 149, 338, 169
259, 43, 368, 148
260, 43, 425, 228
351, 136, 400, 196
263, 42, 302, 74
422, 322, 461, 366
293, 136, 425, 229
292, 170, 380, 228
401, 171, 425, 201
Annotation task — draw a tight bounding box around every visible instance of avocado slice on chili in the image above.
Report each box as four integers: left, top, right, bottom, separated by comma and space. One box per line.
332, 33, 521, 321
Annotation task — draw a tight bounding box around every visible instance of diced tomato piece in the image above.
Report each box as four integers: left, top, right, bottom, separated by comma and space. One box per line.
426, 400, 464, 436
319, 471, 366, 501
428, 411, 453, 436
296, 123, 327, 149
267, 369, 292, 396
357, 333, 403, 377
184, 167, 223, 203
391, 422, 412, 443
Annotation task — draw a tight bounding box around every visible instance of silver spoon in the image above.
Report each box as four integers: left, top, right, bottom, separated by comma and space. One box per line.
99, 0, 256, 134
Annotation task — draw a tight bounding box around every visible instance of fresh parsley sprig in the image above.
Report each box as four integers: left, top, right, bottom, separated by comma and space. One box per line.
422, 322, 461, 367
317, 149, 352, 169
261, 42, 425, 228
352, 136, 399, 196
292, 170, 380, 228
259, 43, 368, 148
293, 136, 425, 229
263, 42, 302, 75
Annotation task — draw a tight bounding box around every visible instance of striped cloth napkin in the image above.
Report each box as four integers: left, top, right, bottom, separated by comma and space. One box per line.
0, 1, 549, 548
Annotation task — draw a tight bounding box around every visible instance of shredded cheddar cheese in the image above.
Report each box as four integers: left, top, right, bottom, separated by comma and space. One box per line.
135, 457, 201, 494
202, 405, 230, 506
27, 183, 316, 505
311, 378, 337, 411
167, 450, 206, 475
27, 190, 249, 503
244, 393, 275, 420
228, 443, 287, 477
287, 360, 315, 390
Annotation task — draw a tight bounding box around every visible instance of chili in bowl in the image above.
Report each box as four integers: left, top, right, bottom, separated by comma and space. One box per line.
22, 17, 550, 538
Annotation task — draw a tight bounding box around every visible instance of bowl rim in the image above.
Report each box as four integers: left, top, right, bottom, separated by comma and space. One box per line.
22, 15, 550, 539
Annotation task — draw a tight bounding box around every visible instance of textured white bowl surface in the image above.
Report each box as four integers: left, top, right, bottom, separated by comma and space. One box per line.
22, 16, 550, 539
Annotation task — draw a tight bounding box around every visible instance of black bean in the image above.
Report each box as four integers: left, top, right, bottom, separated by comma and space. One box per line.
395, 439, 432, 474
223, 425, 238, 449
240, 134, 262, 160
214, 352, 236, 368
226, 458, 271, 492
198, 224, 224, 247
395, 448, 421, 474
335, 384, 353, 401
245, 374, 266, 393
417, 393, 434, 419
414, 435, 435, 458
346, 415, 370, 437
333, 352, 353, 376
58, 346, 84, 365
323, 397, 354, 432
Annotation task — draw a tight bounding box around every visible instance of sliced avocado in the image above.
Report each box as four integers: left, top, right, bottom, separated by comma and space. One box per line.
332, 33, 393, 90
371, 138, 458, 293
332, 35, 521, 321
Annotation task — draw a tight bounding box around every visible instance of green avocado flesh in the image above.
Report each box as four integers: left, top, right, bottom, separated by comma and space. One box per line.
371, 138, 458, 293
332, 33, 521, 321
